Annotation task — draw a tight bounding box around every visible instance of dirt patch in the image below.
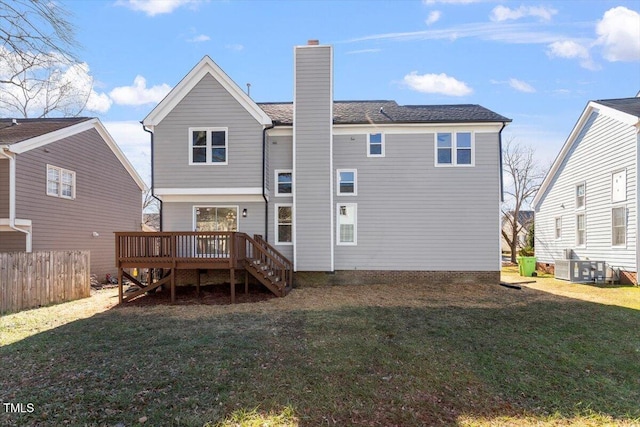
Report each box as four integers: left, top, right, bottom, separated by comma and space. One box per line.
121, 283, 277, 307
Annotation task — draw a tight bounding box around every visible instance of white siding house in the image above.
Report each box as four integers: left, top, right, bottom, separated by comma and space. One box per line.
533, 97, 640, 284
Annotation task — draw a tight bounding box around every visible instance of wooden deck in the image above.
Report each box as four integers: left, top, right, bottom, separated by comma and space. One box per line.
115, 232, 293, 304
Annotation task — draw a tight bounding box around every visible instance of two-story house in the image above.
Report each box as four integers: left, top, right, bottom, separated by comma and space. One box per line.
141, 40, 511, 287
0, 117, 146, 279
533, 96, 640, 284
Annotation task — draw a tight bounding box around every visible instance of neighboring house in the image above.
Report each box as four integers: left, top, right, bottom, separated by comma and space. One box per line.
533, 96, 640, 284
501, 210, 534, 252
142, 40, 511, 285
0, 117, 146, 279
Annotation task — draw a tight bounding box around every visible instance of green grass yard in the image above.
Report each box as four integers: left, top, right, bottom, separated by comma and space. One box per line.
1, 275, 639, 426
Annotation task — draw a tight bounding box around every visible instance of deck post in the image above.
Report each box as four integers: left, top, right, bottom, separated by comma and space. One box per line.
196, 269, 201, 297
170, 266, 176, 303
118, 267, 123, 304
244, 270, 249, 294
230, 267, 235, 304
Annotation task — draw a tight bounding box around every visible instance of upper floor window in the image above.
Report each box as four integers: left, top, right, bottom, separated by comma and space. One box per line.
47, 165, 75, 199
189, 127, 228, 165
367, 133, 384, 157
337, 169, 357, 195
612, 170, 626, 203
275, 170, 293, 196
436, 132, 474, 166
576, 183, 585, 209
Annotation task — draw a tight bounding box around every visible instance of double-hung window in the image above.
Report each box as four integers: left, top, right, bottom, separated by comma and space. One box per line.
576, 183, 585, 209
275, 204, 293, 244
555, 217, 562, 240
275, 170, 293, 196
367, 133, 384, 157
189, 127, 228, 165
576, 214, 586, 246
612, 207, 626, 247
337, 169, 357, 195
436, 132, 474, 166
47, 165, 75, 199
337, 203, 357, 245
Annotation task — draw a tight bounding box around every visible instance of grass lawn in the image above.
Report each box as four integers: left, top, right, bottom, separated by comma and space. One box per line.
1, 275, 639, 426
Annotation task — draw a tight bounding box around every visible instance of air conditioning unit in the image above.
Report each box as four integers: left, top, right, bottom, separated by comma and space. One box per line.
555, 260, 606, 282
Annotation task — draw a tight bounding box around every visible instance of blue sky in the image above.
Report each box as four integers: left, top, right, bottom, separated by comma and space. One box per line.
63, 0, 640, 183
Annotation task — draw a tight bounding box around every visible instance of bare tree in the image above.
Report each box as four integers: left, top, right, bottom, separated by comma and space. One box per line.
0, 0, 97, 118
502, 138, 547, 264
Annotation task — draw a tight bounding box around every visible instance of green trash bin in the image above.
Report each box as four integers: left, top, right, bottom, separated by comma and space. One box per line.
519, 256, 537, 277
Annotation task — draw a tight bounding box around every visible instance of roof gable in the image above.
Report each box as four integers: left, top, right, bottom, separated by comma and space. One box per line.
1, 118, 146, 191
533, 97, 640, 208
143, 56, 272, 128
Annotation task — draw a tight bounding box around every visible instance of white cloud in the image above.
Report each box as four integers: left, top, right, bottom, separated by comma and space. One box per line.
103, 121, 151, 185
116, 0, 203, 16
346, 48, 381, 55
425, 11, 442, 26
595, 6, 640, 62
546, 40, 598, 70
509, 78, 535, 93
403, 71, 472, 96
490, 5, 557, 22
187, 34, 210, 43
109, 76, 171, 106
225, 44, 244, 51
0, 50, 111, 116
423, 0, 478, 4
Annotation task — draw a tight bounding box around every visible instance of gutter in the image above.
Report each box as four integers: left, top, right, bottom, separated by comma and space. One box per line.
0, 145, 32, 251
262, 123, 276, 240
141, 123, 163, 231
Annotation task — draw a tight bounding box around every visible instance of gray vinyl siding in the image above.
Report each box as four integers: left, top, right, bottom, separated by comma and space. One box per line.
0, 128, 142, 278
294, 45, 333, 271
334, 132, 500, 271
266, 134, 293, 260
535, 111, 637, 272
163, 202, 265, 237
154, 74, 264, 189
0, 159, 8, 217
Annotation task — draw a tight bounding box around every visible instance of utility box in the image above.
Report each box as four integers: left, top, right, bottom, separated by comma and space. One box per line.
555, 260, 606, 282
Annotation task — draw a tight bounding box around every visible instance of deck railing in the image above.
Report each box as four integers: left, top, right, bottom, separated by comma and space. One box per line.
115, 232, 239, 268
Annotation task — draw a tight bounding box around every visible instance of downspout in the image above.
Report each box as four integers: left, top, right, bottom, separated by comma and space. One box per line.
0, 146, 32, 251
498, 122, 507, 203
262, 123, 276, 241
141, 123, 163, 231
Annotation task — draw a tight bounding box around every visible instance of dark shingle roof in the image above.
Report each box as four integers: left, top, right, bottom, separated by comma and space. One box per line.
596, 97, 640, 118
258, 100, 511, 125
0, 117, 91, 144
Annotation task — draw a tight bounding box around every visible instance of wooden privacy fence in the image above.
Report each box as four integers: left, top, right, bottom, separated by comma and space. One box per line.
0, 251, 90, 315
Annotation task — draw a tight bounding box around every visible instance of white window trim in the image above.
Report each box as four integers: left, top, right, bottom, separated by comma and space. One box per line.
274, 203, 293, 245
46, 164, 76, 200
611, 169, 627, 203
575, 182, 586, 210
274, 169, 293, 197
336, 203, 357, 246
611, 206, 626, 248
576, 213, 586, 247
434, 132, 475, 167
192, 205, 239, 231
555, 217, 562, 240
367, 132, 385, 158
188, 127, 229, 165
336, 169, 357, 196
